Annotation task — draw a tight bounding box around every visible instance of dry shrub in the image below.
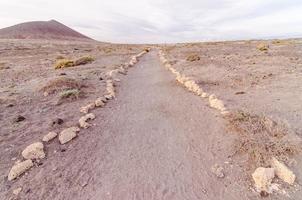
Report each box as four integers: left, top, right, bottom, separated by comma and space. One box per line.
227, 111, 299, 168
257, 43, 269, 51
59, 89, 80, 99
186, 54, 201, 62
54, 59, 74, 69
74, 56, 95, 66
54, 56, 95, 69
40, 77, 83, 95
0, 63, 9, 70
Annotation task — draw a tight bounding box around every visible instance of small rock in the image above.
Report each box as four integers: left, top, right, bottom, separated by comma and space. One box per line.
79, 113, 96, 129
42, 131, 58, 142
13, 187, 22, 195
105, 94, 114, 100
6, 104, 14, 108
211, 164, 225, 178
271, 157, 295, 185
8, 160, 33, 181
81, 182, 88, 188
235, 91, 245, 95
95, 98, 105, 107
43, 92, 49, 97
59, 72, 67, 76
13, 115, 26, 123
58, 127, 80, 144
80, 103, 96, 114
209, 95, 227, 112
252, 167, 275, 192
22, 142, 45, 160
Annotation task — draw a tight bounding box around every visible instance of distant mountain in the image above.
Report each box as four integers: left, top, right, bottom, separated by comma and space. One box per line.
0, 20, 93, 41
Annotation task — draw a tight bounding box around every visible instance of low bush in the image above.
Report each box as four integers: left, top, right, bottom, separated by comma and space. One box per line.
54, 59, 74, 69
186, 54, 200, 62
59, 89, 80, 99
227, 111, 299, 168
40, 77, 82, 95
54, 56, 95, 69
257, 43, 269, 51
0, 63, 9, 70
74, 56, 95, 66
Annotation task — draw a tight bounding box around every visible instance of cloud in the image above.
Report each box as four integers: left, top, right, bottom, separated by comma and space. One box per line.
0, 0, 301, 43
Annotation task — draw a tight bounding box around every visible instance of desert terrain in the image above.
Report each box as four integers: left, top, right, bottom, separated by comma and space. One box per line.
0, 21, 302, 200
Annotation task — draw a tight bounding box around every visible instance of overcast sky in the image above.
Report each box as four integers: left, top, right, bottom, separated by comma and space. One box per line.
0, 0, 301, 43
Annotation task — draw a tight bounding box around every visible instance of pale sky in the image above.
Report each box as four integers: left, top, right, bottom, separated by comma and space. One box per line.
0, 0, 302, 43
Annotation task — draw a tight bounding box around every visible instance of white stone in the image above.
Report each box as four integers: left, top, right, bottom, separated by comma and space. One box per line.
209, 95, 227, 112
58, 127, 80, 144
95, 98, 105, 107
8, 160, 33, 181
252, 167, 275, 192
13, 187, 22, 195
271, 157, 296, 185
79, 113, 96, 129
80, 103, 96, 114
42, 131, 57, 142
22, 142, 45, 160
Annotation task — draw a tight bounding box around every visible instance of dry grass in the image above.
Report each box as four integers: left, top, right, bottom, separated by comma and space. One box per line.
257, 43, 269, 51
54, 59, 74, 69
186, 54, 201, 62
59, 89, 80, 99
227, 111, 299, 169
40, 77, 83, 95
54, 56, 95, 69
0, 62, 9, 70
74, 56, 95, 66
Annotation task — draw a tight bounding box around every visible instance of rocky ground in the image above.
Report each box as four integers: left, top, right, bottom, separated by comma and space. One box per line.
0, 39, 147, 199
0, 39, 301, 199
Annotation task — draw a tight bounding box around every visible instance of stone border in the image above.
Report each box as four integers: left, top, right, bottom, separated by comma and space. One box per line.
7, 48, 151, 181
157, 49, 297, 195
158, 50, 229, 116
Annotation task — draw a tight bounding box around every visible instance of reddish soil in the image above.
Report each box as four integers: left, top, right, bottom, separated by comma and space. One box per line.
0, 38, 301, 200
0, 20, 92, 40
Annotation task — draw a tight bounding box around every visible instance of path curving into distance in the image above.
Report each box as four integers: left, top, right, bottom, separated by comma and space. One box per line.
9, 50, 255, 200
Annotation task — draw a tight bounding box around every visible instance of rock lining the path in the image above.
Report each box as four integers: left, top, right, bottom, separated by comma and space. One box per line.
158, 50, 230, 115
271, 157, 296, 185
42, 131, 57, 142
252, 167, 275, 193
79, 113, 96, 129
22, 142, 45, 160
8, 160, 33, 181
58, 127, 80, 144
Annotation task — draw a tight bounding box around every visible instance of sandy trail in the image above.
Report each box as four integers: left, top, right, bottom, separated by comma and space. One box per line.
79, 50, 246, 200
5, 50, 252, 200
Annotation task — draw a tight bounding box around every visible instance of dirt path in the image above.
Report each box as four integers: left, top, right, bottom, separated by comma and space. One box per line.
5, 51, 256, 200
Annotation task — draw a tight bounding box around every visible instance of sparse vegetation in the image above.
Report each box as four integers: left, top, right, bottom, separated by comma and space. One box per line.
54, 56, 95, 69
40, 77, 83, 94
74, 56, 95, 66
59, 89, 80, 99
54, 59, 74, 69
257, 43, 269, 51
0, 62, 9, 70
227, 111, 299, 169
186, 54, 200, 62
